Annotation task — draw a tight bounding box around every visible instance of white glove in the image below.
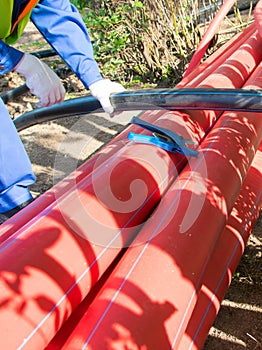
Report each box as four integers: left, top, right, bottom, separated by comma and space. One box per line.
15, 54, 66, 107
89, 79, 126, 115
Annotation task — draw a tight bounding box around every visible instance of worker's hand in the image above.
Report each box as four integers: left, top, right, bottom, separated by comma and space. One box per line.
89, 79, 126, 115
255, 0, 262, 37
15, 54, 65, 107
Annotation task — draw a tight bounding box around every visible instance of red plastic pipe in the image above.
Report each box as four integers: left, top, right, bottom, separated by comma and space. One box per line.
179, 60, 262, 349
179, 23, 257, 88
254, 0, 262, 37
0, 22, 257, 242
184, 28, 262, 134
180, 143, 262, 349
0, 24, 261, 350
44, 143, 262, 350
183, 0, 237, 78
54, 64, 262, 349
0, 130, 184, 349
0, 22, 257, 243
0, 110, 165, 243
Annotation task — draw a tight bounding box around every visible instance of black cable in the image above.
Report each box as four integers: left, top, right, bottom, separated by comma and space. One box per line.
31, 49, 57, 59
14, 88, 262, 131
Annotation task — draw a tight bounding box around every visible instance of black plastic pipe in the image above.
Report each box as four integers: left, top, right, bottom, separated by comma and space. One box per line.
14, 88, 262, 131
110, 88, 262, 112
14, 95, 101, 131
1, 85, 29, 103
32, 49, 57, 59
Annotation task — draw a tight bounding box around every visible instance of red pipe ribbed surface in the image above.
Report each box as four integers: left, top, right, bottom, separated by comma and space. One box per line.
0, 24, 261, 350
180, 23, 257, 88
52, 62, 262, 349
180, 143, 262, 350
0, 111, 163, 243
183, 0, 237, 78
0, 23, 258, 244
45, 144, 262, 350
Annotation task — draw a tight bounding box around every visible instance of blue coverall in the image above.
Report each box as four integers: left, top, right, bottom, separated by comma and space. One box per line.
0, 0, 103, 213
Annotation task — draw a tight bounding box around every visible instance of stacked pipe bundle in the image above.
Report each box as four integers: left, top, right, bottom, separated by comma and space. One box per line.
44, 32, 262, 349
46, 23, 262, 349
0, 22, 261, 350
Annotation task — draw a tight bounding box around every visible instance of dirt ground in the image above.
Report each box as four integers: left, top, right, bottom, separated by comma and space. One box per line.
1, 16, 261, 350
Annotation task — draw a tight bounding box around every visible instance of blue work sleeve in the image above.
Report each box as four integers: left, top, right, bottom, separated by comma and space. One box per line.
31, 0, 103, 89
0, 40, 24, 75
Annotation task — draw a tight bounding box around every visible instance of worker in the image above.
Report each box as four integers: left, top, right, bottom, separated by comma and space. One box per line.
0, 0, 125, 224
254, 0, 262, 37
